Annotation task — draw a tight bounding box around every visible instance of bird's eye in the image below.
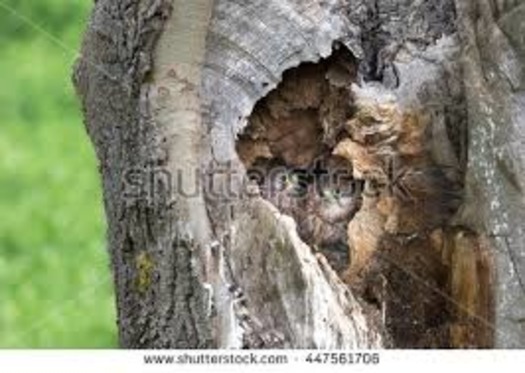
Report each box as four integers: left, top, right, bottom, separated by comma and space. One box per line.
322, 189, 338, 203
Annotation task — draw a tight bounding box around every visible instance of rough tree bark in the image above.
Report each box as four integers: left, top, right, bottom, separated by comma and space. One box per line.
73, 0, 525, 348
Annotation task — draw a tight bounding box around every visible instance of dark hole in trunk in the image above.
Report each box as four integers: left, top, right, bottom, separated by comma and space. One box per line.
235, 45, 493, 349
236, 45, 360, 275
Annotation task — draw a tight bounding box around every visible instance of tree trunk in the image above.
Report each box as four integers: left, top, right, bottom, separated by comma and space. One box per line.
73, 0, 525, 348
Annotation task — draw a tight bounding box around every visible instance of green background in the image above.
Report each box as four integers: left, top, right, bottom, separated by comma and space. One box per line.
0, 0, 117, 347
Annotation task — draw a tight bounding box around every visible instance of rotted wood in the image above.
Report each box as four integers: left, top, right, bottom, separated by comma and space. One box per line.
74, 0, 384, 349
74, 0, 522, 349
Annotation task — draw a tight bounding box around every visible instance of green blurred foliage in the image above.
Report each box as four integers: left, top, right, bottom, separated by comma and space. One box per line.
0, 0, 117, 347
0, 0, 88, 42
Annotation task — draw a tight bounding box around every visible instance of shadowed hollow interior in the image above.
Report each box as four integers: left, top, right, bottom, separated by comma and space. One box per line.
235, 46, 494, 348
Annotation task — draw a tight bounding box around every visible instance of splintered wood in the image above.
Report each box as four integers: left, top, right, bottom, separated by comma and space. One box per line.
337, 85, 493, 348
237, 52, 493, 348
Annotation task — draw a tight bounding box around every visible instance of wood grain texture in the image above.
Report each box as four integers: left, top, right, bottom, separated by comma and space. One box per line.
73, 0, 525, 349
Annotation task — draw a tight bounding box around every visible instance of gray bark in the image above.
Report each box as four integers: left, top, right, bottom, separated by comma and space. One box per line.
454, 0, 525, 348
73, 0, 525, 348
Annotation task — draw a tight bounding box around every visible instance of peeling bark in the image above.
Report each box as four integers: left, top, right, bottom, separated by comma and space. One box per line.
74, 0, 525, 349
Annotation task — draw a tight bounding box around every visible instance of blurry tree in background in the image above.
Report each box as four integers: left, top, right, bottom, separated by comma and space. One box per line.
0, 0, 116, 347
